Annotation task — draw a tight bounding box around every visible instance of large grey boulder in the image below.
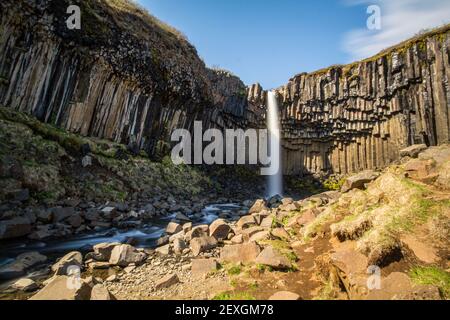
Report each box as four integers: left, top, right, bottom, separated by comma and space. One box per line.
190, 236, 218, 256
255, 246, 292, 270
209, 219, 231, 241
52, 251, 83, 275
93, 242, 121, 261
0, 217, 32, 240
29, 276, 91, 300
220, 242, 261, 264
341, 170, 380, 193
109, 244, 147, 267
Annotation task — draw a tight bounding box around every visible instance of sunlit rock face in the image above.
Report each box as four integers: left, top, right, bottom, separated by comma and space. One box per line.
248, 26, 450, 175
0, 0, 252, 159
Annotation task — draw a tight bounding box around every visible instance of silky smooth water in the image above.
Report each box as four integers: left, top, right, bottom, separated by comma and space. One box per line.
267, 91, 283, 197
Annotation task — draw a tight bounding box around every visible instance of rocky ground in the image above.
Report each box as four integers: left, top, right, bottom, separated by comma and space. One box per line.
0, 107, 449, 300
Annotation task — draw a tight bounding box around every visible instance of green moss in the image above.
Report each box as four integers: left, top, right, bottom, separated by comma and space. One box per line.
323, 176, 346, 191
227, 265, 242, 276
213, 291, 256, 301
409, 266, 450, 298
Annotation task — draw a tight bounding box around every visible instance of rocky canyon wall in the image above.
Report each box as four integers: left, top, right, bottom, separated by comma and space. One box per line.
1, 0, 449, 176
0, 0, 252, 158
248, 26, 450, 175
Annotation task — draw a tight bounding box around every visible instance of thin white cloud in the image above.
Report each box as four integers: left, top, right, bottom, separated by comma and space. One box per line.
342, 0, 450, 61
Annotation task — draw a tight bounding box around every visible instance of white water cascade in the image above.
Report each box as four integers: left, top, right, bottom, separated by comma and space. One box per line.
266, 91, 283, 197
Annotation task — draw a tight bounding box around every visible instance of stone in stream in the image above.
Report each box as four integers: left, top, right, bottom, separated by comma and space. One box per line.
166, 221, 182, 235
220, 242, 261, 264
52, 251, 83, 275
51, 207, 75, 223
66, 214, 83, 228
109, 244, 147, 267
0, 217, 32, 240
174, 212, 191, 222
191, 259, 218, 277
0, 252, 47, 280
155, 273, 179, 291
29, 276, 92, 300
255, 246, 292, 270
93, 242, 121, 261
90, 284, 115, 300
209, 219, 231, 241
11, 278, 38, 292
268, 291, 300, 300
190, 236, 218, 256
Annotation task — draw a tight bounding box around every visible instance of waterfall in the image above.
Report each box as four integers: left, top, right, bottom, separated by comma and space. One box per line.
266, 91, 283, 197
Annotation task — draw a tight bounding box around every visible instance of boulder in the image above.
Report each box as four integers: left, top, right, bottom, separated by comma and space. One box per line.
183, 222, 193, 233
93, 242, 121, 261
231, 234, 244, 244
255, 246, 292, 270
268, 291, 300, 300
90, 284, 115, 300
155, 273, 179, 290
185, 225, 208, 242
173, 238, 188, 254
241, 226, 265, 241
296, 208, 319, 226
174, 212, 191, 222
101, 207, 117, 219
191, 259, 218, 277
190, 236, 218, 256
400, 144, 427, 158
248, 199, 268, 214
29, 276, 91, 300
155, 244, 171, 256
67, 214, 83, 228
0, 252, 47, 280
166, 222, 182, 235
209, 219, 231, 241
260, 216, 274, 228
52, 251, 83, 275
51, 207, 75, 223
249, 231, 270, 243
11, 278, 38, 292
156, 235, 170, 246
109, 244, 147, 267
271, 228, 290, 241
0, 217, 32, 240
341, 171, 380, 193
237, 216, 256, 230
220, 242, 261, 264
366, 272, 414, 300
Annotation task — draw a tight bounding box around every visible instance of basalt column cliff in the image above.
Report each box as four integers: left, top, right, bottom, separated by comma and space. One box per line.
249, 26, 450, 175
0, 0, 253, 159
1, 0, 449, 176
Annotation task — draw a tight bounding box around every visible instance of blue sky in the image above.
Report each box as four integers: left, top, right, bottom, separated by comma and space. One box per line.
137, 0, 450, 89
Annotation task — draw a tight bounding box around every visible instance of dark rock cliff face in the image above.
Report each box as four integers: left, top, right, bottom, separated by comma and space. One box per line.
0, 0, 251, 159
248, 26, 450, 175
1, 0, 449, 176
